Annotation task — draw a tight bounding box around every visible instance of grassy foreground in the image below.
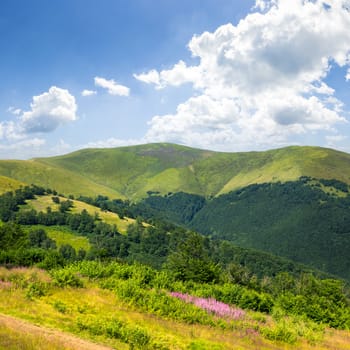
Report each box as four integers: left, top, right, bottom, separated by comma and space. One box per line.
0, 266, 350, 350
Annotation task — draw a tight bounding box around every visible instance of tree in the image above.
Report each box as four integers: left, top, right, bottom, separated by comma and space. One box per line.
166, 232, 221, 283
28, 228, 56, 249
0, 222, 27, 250
59, 244, 76, 261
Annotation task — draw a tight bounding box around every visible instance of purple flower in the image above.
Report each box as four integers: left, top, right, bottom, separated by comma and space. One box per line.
170, 292, 245, 320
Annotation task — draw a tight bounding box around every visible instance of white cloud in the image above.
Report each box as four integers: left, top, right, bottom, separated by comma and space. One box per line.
81, 89, 97, 97
346, 68, 350, 81
0, 137, 45, 150
0, 87, 77, 159
7, 106, 22, 116
139, 0, 350, 151
0, 137, 46, 160
83, 137, 142, 149
94, 76, 130, 96
133, 70, 160, 86
1, 87, 77, 140
134, 61, 200, 89
21, 86, 77, 133
0, 121, 24, 141
325, 134, 347, 149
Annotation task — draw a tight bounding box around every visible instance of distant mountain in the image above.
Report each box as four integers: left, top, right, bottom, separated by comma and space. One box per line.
1, 143, 350, 199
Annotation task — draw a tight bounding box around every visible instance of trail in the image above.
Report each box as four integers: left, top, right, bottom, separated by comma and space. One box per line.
0, 313, 114, 350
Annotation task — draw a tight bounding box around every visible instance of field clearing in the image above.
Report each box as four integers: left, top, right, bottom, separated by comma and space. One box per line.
23, 225, 91, 252
24, 195, 134, 234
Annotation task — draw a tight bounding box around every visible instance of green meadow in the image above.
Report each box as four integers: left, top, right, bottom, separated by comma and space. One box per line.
0, 264, 349, 350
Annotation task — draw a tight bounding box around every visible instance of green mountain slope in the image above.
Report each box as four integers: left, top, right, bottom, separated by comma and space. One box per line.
1, 143, 350, 200
134, 178, 350, 281
0, 159, 122, 198
0, 175, 25, 194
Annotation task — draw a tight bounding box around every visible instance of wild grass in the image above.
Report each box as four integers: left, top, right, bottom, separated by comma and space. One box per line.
1, 265, 349, 350
0, 175, 24, 195
0, 322, 71, 350
0, 159, 122, 198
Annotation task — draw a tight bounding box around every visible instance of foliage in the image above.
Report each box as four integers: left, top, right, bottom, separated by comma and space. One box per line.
165, 232, 221, 283
50, 269, 83, 288
132, 178, 350, 281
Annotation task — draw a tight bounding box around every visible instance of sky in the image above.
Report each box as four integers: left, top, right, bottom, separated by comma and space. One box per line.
1, 0, 350, 159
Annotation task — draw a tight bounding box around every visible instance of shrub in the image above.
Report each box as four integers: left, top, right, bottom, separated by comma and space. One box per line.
52, 300, 68, 314
76, 316, 151, 349
50, 269, 83, 288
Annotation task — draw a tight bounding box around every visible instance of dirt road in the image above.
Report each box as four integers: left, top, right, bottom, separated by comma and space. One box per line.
0, 313, 115, 350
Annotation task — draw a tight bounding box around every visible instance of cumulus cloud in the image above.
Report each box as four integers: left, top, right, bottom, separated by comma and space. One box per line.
94, 76, 130, 96
81, 89, 97, 97
133, 69, 160, 86
134, 61, 200, 89
21, 86, 77, 133
138, 0, 350, 151
0, 121, 24, 141
0, 86, 77, 159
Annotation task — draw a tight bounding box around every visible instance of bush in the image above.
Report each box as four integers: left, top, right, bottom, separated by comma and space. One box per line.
25, 281, 49, 299
76, 316, 151, 349
50, 269, 83, 288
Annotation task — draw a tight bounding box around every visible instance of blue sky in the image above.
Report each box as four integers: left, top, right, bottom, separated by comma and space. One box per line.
1, 0, 350, 159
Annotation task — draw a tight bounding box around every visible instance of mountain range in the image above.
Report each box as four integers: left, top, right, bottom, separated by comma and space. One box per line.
1, 143, 350, 280
1, 143, 350, 200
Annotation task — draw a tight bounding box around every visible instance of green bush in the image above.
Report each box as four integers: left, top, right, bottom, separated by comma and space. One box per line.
25, 281, 49, 299
76, 316, 151, 349
50, 269, 83, 288
52, 300, 68, 314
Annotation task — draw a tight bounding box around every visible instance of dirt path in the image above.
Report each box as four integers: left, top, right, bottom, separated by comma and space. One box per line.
0, 313, 114, 350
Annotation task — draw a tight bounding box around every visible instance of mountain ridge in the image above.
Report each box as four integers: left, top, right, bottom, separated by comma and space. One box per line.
1, 143, 350, 199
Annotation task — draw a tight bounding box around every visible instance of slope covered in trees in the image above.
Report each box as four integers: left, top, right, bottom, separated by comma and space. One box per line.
128, 177, 350, 281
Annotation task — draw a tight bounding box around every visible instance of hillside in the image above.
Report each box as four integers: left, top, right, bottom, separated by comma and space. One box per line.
1, 184, 350, 349
1, 143, 350, 199
0, 159, 122, 198
130, 178, 350, 281
0, 263, 350, 350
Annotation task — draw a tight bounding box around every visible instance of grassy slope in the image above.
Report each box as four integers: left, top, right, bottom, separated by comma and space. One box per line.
1, 267, 350, 350
1, 143, 350, 200
24, 195, 134, 234
0, 160, 123, 199
0, 176, 24, 195
23, 225, 91, 251
34, 143, 211, 199
0, 313, 113, 350
32, 144, 350, 200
